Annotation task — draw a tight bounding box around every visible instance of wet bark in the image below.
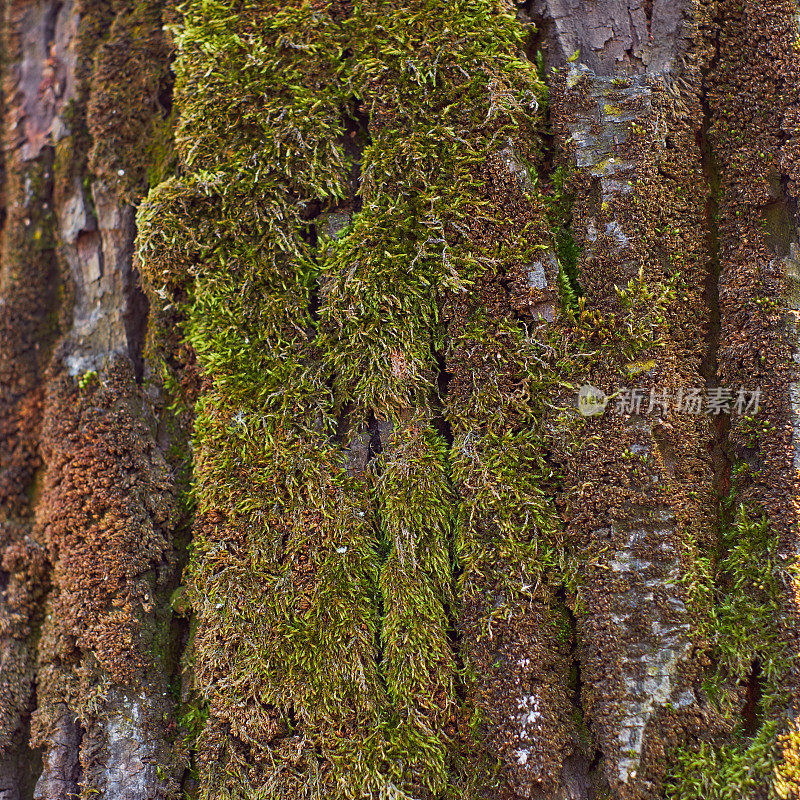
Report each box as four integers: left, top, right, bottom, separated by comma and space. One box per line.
0, 0, 799, 799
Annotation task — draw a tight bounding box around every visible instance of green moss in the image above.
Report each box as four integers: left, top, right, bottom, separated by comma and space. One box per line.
374, 420, 455, 793
668, 496, 795, 798
453, 421, 564, 605
137, 0, 569, 793
138, 0, 384, 794
666, 720, 781, 800
145, 112, 179, 190
78, 369, 99, 390
555, 226, 582, 311
705, 503, 793, 713
177, 696, 209, 761
318, 0, 548, 413
87, 0, 173, 202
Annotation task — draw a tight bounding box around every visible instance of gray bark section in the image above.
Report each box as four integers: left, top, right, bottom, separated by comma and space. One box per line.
33, 709, 81, 800
16, 0, 77, 161
60, 180, 138, 376
533, 0, 691, 74
84, 690, 174, 800
539, 0, 700, 793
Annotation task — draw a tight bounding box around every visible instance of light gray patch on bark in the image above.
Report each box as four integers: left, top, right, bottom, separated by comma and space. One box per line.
532, 0, 692, 75
101, 693, 160, 800
785, 245, 800, 472
59, 181, 138, 376
605, 503, 693, 783
566, 65, 649, 292
528, 260, 548, 289
33, 708, 81, 800
16, 0, 78, 160
565, 63, 647, 192
524, 248, 559, 323
582, 500, 695, 786
65, 688, 177, 800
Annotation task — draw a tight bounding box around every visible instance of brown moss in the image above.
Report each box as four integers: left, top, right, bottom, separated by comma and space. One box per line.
710, 0, 800, 553
460, 586, 584, 797
28, 357, 182, 784
0, 38, 64, 761
693, 1, 800, 790
86, 0, 174, 202
32, 359, 175, 679
541, 7, 729, 794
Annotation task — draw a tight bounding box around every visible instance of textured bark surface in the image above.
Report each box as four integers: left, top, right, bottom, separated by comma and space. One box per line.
0, 0, 799, 798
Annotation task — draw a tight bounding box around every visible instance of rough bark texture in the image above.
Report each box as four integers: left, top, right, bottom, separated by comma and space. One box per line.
0, 0, 799, 798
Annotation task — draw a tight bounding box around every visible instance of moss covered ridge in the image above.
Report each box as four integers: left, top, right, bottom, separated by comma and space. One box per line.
134, 0, 592, 794
136, 0, 800, 797
664, 0, 800, 796
140, 0, 380, 794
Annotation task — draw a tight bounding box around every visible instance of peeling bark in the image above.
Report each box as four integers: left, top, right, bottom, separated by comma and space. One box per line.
0, 0, 181, 797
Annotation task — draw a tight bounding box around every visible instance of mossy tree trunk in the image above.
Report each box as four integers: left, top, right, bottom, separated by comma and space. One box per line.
1, 0, 799, 799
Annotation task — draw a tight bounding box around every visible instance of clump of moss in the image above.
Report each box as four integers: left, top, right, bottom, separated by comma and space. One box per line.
315, 0, 594, 792
87, 0, 174, 202
445, 307, 585, 794
707, 503, 793, 711
137, 0, 591, 792
373, 418, 455, 795
316, 0, 570, 789
666, 720, 781, 800
667, 499, 795, 799
774, 718, 800, 799
318, 0, 550, 410
28, 359, 182, 795
555, 227, 583, 311
137, 0, 386, 795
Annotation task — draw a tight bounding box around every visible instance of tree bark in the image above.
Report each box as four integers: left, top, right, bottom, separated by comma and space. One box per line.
1, 0, 799, 799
